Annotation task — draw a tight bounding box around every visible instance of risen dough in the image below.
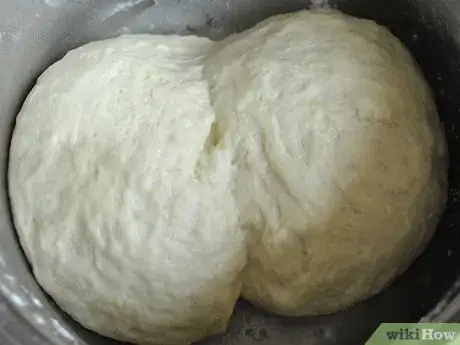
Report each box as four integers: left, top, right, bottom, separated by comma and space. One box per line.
8, 35, 246, 345
8, 8, 447, 345
204, 9, 447, 315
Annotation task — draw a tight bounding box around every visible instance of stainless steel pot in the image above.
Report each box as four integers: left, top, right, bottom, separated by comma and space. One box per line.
1, 1, 460, 344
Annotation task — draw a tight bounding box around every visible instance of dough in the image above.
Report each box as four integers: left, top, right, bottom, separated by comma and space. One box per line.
8, 35, 246, 345
204, 9, 447, 315
8, 8, 447, 345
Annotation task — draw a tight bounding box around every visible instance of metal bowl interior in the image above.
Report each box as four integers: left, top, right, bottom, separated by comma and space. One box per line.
1, 1, 460, 345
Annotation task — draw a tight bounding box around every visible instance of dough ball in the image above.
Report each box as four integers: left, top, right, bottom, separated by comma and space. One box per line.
204, 9, 447, 316
9, 35, 246, 345
9, 8, 447, 345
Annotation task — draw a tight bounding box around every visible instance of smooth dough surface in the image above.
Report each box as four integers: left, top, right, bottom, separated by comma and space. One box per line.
204, 9, 447, 315
9, 8, 447, 345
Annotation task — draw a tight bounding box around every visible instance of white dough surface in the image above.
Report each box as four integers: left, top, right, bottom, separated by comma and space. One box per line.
204, 9, 447, 316
8, 8, 447, 345
205, 11, 446, 316
8, 35, 247, 345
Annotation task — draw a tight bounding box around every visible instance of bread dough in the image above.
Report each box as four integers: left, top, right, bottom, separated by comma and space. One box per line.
204, 9, 447, 315
8, 35, 246, 345
8, 8, 447, 345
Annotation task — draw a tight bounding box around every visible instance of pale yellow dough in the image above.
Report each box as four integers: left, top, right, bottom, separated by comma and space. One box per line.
205, 9, 447, 315
8, 8, 447, 345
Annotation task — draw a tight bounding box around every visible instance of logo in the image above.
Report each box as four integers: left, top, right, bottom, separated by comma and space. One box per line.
366, 324, 460, 344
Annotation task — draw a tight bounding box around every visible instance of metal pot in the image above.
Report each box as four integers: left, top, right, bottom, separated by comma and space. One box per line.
1, 1, 460, 344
